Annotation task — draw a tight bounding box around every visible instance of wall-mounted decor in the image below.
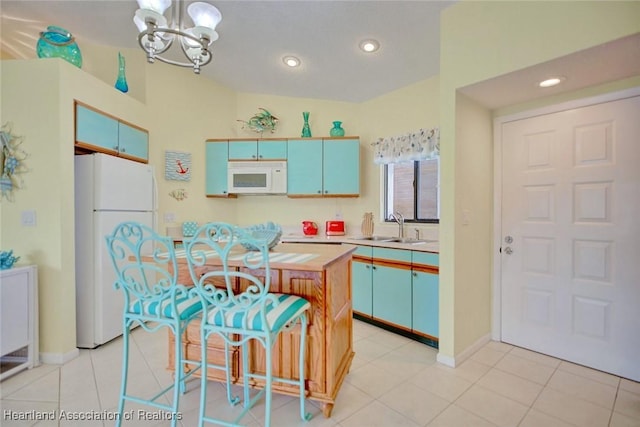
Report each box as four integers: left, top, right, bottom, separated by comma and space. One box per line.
237, 108, 279, 135
165, 151, 191, 181
169, 188, 187, 201
0, 122, 29, 202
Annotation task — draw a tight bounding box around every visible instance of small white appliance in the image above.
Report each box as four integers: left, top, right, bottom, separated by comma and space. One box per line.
74, 153, 156, 348
227, 160, 287, 194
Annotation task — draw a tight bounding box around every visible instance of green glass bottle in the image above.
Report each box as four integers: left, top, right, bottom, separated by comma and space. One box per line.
115, 52, 129, 93
301, 111, 312, 137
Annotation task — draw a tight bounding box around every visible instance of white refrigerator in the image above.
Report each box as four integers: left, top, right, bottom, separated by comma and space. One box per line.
74, 153, 156, 348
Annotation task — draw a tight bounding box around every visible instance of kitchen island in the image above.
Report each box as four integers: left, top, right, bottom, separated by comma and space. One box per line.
169, 243, 356, 418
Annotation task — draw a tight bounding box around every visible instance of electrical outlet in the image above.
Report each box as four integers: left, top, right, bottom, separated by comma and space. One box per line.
462, 209, 471, 225
164, 212, 176, 223
335, 211, 343, 220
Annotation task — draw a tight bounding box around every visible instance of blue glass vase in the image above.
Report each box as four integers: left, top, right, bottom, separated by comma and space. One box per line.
330, 121, 345, 137
115, 52, 129, 93
36, 25, 82, 68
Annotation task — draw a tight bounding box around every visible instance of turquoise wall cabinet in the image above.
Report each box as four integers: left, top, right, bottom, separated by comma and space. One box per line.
75, 101, 148, 163
205, 141, 231, 197
228, 139, 287, 160
287, 137, 359, 197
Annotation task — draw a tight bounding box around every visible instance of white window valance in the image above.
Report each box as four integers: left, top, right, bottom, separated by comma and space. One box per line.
372, 127, 439, 164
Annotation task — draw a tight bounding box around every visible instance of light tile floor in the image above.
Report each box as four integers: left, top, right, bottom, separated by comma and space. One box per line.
2, 320, 639, 426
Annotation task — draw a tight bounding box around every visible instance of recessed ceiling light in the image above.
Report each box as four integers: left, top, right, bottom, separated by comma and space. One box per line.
538, 76, 566, 88
282, 56, 300, 67
359, 39, 380, 53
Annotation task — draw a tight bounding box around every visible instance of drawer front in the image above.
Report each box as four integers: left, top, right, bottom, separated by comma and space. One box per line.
353, 245, 373, 258
372, 247, 412, 263
412, 251, 439, 267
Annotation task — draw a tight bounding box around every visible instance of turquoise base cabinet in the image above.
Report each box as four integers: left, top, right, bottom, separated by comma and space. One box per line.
351, 245, 439, 346
372, 264, 412, 329
352, 246, 373, 316
412, 270, 439, 337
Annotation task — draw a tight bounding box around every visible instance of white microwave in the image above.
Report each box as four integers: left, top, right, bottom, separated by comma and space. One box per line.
227, 160, 287, 194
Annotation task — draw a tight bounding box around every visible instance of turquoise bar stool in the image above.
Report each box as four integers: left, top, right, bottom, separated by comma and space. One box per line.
184, 222, 312, 427
105, 222, 204, 427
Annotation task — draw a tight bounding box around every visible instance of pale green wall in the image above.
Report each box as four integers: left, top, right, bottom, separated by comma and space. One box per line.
1, 58, 150, 359
145, 61, 239, 230
438, 0, 640, 361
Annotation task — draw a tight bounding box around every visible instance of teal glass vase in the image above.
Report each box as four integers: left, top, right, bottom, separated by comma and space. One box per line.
115, 52, 129, 93
36, 25, 82, 68
301, 111, 312, 138
330, 121, 345, 137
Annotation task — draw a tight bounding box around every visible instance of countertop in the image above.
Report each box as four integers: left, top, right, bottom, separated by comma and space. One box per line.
173, 242, 356, 273
280, 234, 439, 254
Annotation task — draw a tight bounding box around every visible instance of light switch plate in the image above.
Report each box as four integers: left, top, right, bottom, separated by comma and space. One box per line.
21, 210, 36, 226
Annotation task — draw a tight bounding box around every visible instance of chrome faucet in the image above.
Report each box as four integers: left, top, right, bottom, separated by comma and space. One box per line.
389, 211, 404, 238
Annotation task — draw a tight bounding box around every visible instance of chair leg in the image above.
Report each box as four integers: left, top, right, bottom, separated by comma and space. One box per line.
223, 337, 240, 406
116, 322, 130, 427
198, 330, 209, 427
298, 315, 311, 422
170, 326, 182, 427
264, 336, 273, 427
241, 340, 250, 407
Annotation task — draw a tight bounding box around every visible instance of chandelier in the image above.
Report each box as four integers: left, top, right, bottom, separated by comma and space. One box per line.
134, 0, 222, 74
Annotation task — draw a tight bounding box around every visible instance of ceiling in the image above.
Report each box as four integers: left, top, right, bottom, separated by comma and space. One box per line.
2, 1, 638, 107
0, 0, 455, 103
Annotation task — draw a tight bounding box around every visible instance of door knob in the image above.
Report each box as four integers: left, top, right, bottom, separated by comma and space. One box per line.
504, 247, 513, 255
505, 236, 513, 244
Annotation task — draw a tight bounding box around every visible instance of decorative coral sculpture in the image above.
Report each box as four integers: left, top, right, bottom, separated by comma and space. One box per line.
0, 250, 20, 269
237, 108, 279, 135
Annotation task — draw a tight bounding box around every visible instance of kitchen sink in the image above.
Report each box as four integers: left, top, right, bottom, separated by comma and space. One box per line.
353, 236, 437, 245
354, 236, 396, 241
389, 238, 438, 245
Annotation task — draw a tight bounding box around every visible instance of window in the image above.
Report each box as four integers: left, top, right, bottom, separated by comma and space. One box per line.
384, 157, 439, 223
372, 127, 440, 223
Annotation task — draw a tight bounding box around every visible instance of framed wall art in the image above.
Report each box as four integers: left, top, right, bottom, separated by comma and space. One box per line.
165, 150, 191, 181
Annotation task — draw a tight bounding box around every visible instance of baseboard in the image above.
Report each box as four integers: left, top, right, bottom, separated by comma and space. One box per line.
40, 348, 80, 365
436, 333, 492, 368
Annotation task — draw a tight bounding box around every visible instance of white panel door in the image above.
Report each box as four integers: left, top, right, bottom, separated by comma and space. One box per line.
500, 95, 640, 381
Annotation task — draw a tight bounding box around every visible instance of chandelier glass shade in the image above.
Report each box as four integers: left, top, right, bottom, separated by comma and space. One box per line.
134, 0, 222, 74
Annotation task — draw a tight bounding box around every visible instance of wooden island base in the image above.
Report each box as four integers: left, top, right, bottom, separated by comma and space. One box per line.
168, 243, 356, 418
